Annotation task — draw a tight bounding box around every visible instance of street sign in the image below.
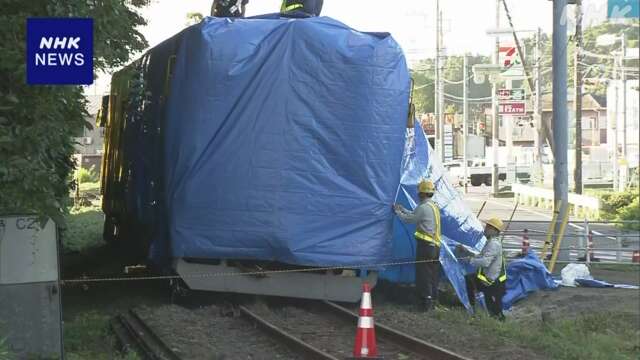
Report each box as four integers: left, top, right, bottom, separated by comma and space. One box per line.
498, 88, 526, 101
608, 0, 639, 19
499, 44, 526, 78
498, 102, 526, 115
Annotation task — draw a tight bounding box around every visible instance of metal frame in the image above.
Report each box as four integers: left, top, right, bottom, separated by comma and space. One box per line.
175, 259, 378, 302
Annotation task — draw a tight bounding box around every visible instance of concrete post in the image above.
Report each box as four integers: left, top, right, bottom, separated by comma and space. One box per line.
553, 0, 570, 261
492, 0, 500, 196
463, 54, 469, 193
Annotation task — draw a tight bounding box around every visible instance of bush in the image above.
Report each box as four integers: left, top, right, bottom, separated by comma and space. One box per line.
618, 197, 640, 230
597, 189, 640, 229
599, 190, 637, 217
63, 204, 104, 252
0, 337, 11, 360
76, 166, 98, 184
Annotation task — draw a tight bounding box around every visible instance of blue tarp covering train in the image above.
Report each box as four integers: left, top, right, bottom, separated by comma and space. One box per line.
103, 14, 555, 309
163, 16, 409, 266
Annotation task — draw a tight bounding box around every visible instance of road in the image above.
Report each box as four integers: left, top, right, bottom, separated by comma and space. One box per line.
460, 185, 640, 263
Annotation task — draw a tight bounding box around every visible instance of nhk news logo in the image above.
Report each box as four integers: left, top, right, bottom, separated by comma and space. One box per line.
27, 18, 93, 85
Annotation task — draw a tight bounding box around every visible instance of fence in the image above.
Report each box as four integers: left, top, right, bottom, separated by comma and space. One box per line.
512, 183, 601, 218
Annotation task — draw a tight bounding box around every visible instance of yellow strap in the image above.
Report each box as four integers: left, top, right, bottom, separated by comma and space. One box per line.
282, 3, 303, 12
477, 256, 507, 285
427, 202, 441, 245
414, 230, 437, 245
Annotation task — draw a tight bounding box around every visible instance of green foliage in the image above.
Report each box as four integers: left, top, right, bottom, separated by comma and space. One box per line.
186, 11, 204, 25
600, 190, 637, 215
64, 311, 139, 360
411, 59, 435, 114
412, 55, 492, 117
592, 189, 639, 230
0, 0, 149, 224
0, 337, 11, 360
618, 197, 639, 230
76, 166, 98, 184
63, 204, 105, 252
522, 20, 640, 98
79, 181, 101, 193
436, 309, 640, 360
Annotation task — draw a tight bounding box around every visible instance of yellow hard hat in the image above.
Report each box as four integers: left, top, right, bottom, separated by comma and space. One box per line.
485, 218, 505, 232
418, 180, 435, 194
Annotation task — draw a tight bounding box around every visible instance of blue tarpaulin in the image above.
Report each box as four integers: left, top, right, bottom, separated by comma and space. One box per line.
161, 16, 410, 267
503, 251, 559, 309
380, 123, 487, 312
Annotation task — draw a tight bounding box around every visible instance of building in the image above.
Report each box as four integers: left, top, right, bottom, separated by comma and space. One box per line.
74, 95, 105, 174
607, 79, 640, 168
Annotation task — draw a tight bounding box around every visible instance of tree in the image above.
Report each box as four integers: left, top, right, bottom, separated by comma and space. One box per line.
186, 12, 204, 25
522, 20, 639, 97
0, 0, 149, 224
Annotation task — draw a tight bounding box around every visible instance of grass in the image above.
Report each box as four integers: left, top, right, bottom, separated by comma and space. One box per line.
63, 203, 105, 253
434, 309, 640, 360
79, 181, 101, 193
589, 263, 640, 273
64, 311, 139, 360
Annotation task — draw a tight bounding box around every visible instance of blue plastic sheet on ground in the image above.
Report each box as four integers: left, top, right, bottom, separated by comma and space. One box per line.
503, 251, 559, 310
379, 123, 485, 312
161, 16, 410, 267
575, 278, 614, 288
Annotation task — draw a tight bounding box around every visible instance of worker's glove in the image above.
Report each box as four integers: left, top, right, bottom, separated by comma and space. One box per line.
455, 244, 469, 257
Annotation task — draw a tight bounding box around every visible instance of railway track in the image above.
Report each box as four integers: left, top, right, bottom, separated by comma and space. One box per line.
243, 300, 471, 360
113, 301, 469, 360
111, 309, 181, 360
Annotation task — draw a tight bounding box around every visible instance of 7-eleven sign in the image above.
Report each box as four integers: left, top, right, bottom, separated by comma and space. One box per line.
499, 44, 525, 78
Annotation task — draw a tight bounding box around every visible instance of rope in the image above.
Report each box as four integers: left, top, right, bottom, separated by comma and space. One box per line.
60, 257, 474, 285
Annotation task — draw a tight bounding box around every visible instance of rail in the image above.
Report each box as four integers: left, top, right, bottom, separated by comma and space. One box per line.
321, 301, 472, 360
112, 309, 181, 360
238, 305, 338, 360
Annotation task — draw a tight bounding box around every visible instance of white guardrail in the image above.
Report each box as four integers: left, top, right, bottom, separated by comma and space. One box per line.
512, 183, 600, 218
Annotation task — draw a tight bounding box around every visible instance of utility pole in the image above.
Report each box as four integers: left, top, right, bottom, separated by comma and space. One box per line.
492, 0, 500, 196
463, 54, 469, 193
553, 0, 570, 261
613, 58, 619, 191
435, 0, 445, 161
621, 31, 627, 191
574, 0, 583, 194
534, 28, 544, 185
438, 8, 446, 162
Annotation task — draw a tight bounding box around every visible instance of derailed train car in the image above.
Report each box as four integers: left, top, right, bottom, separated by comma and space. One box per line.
98, 15, 413, 301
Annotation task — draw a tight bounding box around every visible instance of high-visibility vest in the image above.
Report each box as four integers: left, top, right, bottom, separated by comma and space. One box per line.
477, 252, 507, 286
281, 0, 304, 12
414, 201, 441, 246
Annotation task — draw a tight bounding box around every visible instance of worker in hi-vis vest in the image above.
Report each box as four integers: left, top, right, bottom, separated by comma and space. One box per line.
394, 180, 442, 311
280, 0, 324, 16
211, 0, 248, 17
458, 217, 507, 320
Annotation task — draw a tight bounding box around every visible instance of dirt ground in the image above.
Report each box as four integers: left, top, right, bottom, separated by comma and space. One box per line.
370, 266, 640, 360
247, 301, 422, 359
61, 246, 639, 360
137, 304, 297, 360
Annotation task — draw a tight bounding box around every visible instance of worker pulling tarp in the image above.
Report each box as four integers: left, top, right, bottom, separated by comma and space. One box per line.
381, 122, 560, 311
381, 121, 487, 312
162, 16, 410, 267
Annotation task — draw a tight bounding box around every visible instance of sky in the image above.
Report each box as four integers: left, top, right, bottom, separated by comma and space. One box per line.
85, 0, 612, 95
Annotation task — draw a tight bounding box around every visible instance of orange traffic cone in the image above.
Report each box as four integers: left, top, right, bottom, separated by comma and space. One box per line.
351, 282, 381, 359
